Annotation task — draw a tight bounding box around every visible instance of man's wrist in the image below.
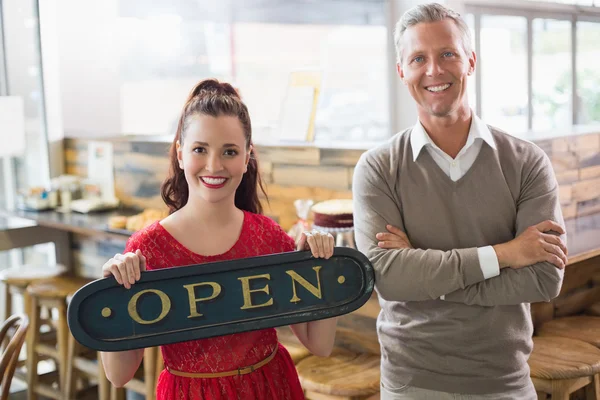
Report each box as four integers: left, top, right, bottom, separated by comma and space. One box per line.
493, 243, 511, 269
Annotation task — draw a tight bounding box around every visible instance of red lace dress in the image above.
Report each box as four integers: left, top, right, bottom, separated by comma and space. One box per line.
124, 211, 305, 400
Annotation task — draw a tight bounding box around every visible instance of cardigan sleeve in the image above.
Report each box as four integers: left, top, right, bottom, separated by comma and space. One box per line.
442, 150, 565, 305
353, 151, 486, 302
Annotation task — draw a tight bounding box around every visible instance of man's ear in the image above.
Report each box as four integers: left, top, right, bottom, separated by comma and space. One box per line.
467, 50, 477, 76
397, 63, 407, 84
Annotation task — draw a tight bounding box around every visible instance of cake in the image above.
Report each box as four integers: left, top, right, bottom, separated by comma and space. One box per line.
311, 199, 353, 229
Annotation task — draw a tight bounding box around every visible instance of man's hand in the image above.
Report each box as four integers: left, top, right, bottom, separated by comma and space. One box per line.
493, 220, 568, 270
375, 225, 413, 249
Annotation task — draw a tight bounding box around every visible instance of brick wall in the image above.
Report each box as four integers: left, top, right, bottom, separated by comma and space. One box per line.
65, 131, 600, 232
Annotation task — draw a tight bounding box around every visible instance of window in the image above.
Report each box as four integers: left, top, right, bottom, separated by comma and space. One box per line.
466, 1, 600, 134
522, 0, 595, 4
464, 13, 477, 108
233, 23, 390, 142
2, 0, 50, 191
0, 0, 54, 268
480, 15, 528, 133
532, 18, 572, 131
64, 0, 390, 143
577, 21, 600, 125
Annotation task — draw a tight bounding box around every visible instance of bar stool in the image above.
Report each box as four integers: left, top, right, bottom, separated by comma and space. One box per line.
0, 264, 66, 324
296, 348, 380, 400
276, 328, 311, 365
586, 302, 600, 316
0, 264, 66, 380
64, 294, 110, 400
281, 341, 311, 365
64, 321, 110, 400
537, 316, 600, 349
110, 347, 162, 400
529, 336, 600, 399
26, 275, 92, 400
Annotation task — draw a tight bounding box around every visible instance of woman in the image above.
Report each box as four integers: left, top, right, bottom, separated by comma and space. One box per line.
100, 79, 337, 399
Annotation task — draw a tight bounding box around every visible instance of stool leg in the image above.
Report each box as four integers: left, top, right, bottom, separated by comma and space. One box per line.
155, 350, 164, 391
26, 296, 40, 400
64, 332, 77, 400
586, 373, 600, 400
22, 290, 32, 360
143, 347, 157, 400
57, 302, 69, 393
551, 380, 573, 400
98, 352, 110, 400
111, 385, 126, 400
2, 282, 11, 322
0, 283, 10, 352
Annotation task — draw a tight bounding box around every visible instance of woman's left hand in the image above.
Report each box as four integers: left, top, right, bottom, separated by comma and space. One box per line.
297, 229, 335, 259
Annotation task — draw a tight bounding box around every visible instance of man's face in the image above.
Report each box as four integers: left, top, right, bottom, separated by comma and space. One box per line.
398, 19, 476, 119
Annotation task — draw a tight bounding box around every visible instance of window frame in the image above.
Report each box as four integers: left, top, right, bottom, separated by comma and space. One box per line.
464, 0, 600, 130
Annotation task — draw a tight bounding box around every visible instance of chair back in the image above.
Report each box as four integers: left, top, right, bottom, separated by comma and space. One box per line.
0, 314, 29, 400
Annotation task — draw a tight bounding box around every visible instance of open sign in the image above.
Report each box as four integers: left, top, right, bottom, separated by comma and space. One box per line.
68, 247, 374, 351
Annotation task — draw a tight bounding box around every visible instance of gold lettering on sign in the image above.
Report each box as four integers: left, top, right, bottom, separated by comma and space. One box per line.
128, 289, 171, 325
287, 266, 323, 303
183, 282, 222, 318
238, 274, 274, 310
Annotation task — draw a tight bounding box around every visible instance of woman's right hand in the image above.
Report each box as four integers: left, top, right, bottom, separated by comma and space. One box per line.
101, 249, 147, 289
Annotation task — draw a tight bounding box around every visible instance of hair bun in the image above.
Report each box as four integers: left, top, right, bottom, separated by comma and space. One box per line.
191, 79, 240, 100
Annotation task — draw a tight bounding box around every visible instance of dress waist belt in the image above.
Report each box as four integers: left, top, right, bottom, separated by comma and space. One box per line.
165, 345, 278, 378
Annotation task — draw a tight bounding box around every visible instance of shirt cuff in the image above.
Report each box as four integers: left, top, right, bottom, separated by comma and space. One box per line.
477, 246, 500, 279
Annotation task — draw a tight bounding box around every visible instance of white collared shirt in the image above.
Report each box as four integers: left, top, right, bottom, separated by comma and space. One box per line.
410, 114, 500, 290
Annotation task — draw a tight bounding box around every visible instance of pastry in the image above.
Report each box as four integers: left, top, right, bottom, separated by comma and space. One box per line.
108, 215, 127, 230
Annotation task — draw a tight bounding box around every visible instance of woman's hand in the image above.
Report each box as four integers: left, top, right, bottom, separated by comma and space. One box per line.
101, 250, 147, 289
292, 229, 338, 356
376, 225, 413, 249
297, 229, 335, 259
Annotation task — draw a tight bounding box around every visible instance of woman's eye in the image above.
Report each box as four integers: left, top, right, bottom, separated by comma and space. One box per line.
193, 147, 206, 153
224, 149, 238, 156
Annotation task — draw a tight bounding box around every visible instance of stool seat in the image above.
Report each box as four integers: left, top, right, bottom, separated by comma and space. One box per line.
0, 264, 66, 288
537, 316, 600, 348
587, 302, 600, 317
296, 349, 380, 398
529, 336, 600, 380
281, 341, 311, 365
27, 276, 93, 299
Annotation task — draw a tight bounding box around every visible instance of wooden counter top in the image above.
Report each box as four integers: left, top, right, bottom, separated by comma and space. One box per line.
565, 213, 600, 265
0, 208, 138, 241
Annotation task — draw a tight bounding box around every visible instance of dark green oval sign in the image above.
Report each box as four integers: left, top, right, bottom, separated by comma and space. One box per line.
68, 247, 374, 351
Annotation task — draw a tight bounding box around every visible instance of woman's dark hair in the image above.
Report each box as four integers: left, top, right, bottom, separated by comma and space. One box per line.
161, 79, 267, 214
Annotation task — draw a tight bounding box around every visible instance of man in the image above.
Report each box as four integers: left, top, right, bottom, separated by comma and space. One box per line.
352, 3, 568, 399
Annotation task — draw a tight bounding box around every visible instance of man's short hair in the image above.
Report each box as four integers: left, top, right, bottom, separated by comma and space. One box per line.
394, 2, 473, 64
